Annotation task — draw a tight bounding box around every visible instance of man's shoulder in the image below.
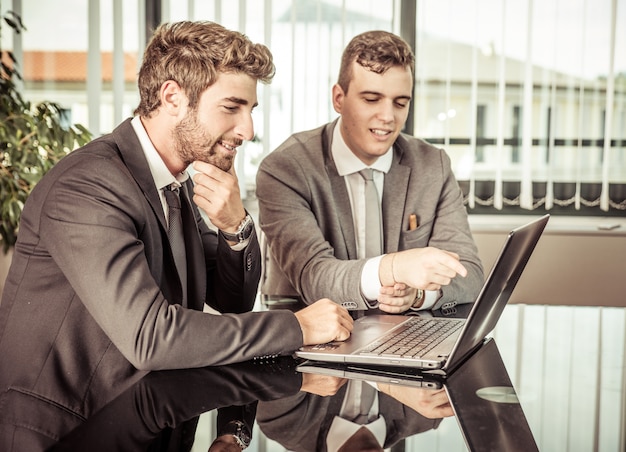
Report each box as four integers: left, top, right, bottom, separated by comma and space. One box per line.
42, 134, 118, 179
261, 122, 332, 168
395, 133, 447, 164
396, 133, 441, 153
41, 121, 138, 192
276, 123, 330, 153
69, 119, 133, 158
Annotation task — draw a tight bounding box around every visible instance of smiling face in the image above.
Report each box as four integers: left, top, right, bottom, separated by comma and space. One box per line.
332, 61, 413, 166
173, 71, 258, 171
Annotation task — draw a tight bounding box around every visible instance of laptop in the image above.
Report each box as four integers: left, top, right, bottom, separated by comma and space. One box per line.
297, 337, 539, 451
296, 357, 444, 389
296, 214, 549, 375
296, 303, 473, 388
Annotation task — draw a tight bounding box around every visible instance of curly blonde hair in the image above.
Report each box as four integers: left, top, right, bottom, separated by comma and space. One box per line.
134, 21, 275, 117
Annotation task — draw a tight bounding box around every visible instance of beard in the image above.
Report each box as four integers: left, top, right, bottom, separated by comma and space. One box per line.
172, 111, 236, 172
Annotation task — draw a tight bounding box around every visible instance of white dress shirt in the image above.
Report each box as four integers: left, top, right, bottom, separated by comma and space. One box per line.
331, 118, 438, 310
327, 380, 387, 451
131, 116, 188, 227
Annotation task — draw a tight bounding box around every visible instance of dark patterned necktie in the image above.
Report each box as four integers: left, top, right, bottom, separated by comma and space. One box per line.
164, 185, 187, 306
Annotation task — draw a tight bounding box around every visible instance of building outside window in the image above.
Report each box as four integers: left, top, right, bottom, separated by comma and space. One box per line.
2, 0, 624, 216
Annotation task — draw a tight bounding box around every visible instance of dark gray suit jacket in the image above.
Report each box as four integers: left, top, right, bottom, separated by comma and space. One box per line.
256, 119, 483, 310
45, 360, 303, 451
0, 119, 302, 444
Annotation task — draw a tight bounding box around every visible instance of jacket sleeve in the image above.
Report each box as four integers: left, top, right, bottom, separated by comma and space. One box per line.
188, 179, 261, 314
256, 138, 368, 307
40, 154, 302, 370
414, 147, 484, 307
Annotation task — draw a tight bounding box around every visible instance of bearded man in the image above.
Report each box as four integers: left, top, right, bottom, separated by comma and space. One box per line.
0, 21, 353, 451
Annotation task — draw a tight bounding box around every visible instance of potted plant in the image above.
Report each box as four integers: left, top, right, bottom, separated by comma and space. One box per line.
1, 10, 92, 254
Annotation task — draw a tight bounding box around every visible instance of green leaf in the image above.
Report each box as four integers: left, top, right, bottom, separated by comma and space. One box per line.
0, 10, 92, 249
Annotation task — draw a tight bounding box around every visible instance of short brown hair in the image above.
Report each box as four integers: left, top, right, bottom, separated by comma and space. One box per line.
337, 30, 414, 93
134, 21, 275, 117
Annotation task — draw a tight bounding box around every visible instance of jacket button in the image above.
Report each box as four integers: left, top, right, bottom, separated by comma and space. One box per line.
246, 253, 252, 271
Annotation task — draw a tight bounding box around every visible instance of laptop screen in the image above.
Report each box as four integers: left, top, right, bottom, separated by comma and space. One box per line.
443, 214, 549, 373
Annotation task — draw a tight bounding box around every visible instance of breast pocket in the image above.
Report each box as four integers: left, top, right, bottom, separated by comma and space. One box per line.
400, 216, 434, 249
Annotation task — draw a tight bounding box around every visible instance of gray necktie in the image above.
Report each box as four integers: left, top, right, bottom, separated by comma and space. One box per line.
164, 185, 187, 306
359, 169, 382, 257
343, 380, 378, 424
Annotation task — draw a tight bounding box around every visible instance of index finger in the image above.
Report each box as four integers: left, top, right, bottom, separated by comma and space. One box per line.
341, 309, 355, 330
441, 251, 467, 277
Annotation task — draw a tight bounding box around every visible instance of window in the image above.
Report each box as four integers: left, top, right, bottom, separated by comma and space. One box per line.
3, 0, 624, 216
413, 0, 625, 216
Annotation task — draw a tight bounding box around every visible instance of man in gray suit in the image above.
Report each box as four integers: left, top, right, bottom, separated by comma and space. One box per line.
0, 21, 352, 450
257, 30, 484, 314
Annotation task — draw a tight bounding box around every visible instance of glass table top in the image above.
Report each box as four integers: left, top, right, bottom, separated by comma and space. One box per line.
44, 304, 626, 452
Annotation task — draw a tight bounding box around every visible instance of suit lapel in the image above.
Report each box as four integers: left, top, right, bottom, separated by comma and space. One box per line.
382, 148, 410, 253
323, 122, 358, 260
112, 119, 206, 310
327, 165, 358, 259
112, 119, 168, 232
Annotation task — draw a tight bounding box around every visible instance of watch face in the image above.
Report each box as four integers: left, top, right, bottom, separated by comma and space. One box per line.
224, 421, 250, 448
238, 215, 254, 241
239, 427, 251, 447
221, 215, 253, 243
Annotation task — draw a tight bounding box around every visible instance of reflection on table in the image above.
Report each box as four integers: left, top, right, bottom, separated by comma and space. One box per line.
22, 303, 626, 452
258, 337, 536, 451
45, 337, 532, 452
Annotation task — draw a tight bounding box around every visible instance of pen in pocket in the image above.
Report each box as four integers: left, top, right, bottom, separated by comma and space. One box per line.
409, 213, 418, 231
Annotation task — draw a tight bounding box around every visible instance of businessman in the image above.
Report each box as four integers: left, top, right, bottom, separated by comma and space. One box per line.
256, 30, 484, 314
257, 374, 449, 451
0, 20, 352, 451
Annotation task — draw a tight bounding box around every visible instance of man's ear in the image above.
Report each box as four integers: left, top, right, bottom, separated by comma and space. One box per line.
160, 80, 186, 116
331, 83, 344, 114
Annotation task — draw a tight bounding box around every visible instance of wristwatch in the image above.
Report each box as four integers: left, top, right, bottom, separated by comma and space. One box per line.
412, 288, 425, 308
221, 420, 251, 449
220, 213, 254, 243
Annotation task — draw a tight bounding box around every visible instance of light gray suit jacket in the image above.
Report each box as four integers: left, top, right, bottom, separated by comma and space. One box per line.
256, 119, 483, 310
257, 385, 442, 452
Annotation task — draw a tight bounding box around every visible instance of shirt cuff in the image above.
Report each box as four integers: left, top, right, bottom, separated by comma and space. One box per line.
410, 290, 440, 311
229, 237, 250, 251
360, 255, 383, 302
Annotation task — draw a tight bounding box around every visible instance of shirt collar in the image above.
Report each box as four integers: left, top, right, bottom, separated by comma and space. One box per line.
331, 117, 393, 177
131, 116, 189, 191
326, 415, 387, 452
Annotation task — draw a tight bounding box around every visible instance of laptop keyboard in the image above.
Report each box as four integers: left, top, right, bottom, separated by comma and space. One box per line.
358, 317, 463, 358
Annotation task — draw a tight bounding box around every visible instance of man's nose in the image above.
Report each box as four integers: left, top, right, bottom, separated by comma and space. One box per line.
235, 113, 254, 141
